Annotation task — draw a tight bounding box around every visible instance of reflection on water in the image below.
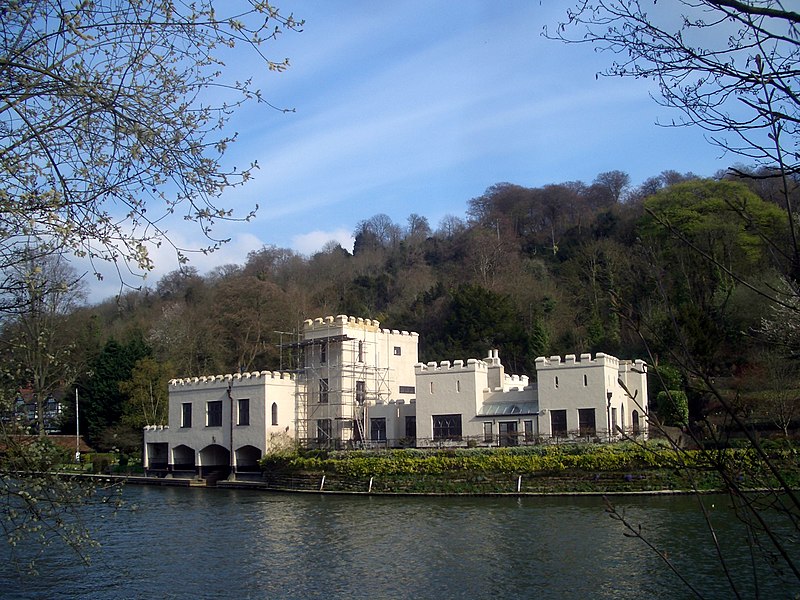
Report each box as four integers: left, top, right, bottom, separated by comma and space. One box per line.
0, 486, 797, 599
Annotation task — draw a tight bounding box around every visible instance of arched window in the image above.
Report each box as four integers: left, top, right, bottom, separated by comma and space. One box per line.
271, 402, 278, 426
632, 410, 640, 435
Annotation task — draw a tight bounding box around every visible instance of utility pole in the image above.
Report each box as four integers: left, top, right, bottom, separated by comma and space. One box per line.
75, 388, 80, 463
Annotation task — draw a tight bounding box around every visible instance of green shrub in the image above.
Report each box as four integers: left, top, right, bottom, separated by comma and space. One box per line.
93, 456, 111, 474
657, 390, 689, 426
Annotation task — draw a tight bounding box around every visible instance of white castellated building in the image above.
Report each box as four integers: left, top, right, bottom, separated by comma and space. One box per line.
143, 315, 648, 477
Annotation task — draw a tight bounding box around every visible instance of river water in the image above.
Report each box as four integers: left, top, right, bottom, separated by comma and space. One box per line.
1, 485, 798, 599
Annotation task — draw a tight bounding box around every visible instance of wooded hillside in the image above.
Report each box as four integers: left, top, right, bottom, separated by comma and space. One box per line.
6, 167, 797, 450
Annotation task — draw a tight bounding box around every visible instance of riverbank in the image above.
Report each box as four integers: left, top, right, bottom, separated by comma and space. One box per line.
69, 440, 800, 496
62, 470, 720, 496
255, 441, 800, 495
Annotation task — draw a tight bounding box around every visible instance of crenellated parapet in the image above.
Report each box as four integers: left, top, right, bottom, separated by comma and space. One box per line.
304, 314, 380, 332
504, 373, 530, 389
619, 359, 648, 373
384, 329, 419, 337
535, 352, 620, 370
302, 314, 419, 338
169, 370, 296, 388
415, 358, 487, 374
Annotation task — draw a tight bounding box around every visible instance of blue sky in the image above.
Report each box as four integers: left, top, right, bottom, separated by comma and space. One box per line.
87, 1, 731, 302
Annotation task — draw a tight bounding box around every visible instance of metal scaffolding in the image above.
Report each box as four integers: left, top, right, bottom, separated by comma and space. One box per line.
280, 326, 391, 449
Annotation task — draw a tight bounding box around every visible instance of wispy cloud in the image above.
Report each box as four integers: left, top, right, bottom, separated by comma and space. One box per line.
75, 1, 728, 301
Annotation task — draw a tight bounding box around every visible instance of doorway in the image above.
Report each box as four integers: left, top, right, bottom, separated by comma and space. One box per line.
499, 421, 518, 447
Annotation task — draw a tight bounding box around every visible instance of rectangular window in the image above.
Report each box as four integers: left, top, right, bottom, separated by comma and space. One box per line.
524, 420, 533, 442
238, 398, 250, 426
358, 340, 364, 362
181, 403, 192, 428
393, 346, 401, 356
432, 414, 462, 441
405, 416, 416, 439
578, 408, 596, 436
356, 380, 366, 405
483, 422, 493, 443
550, 409, 567, 437
370, 417, 386, 441
319, 378, 329, 404
499, 421, 518, 447
316, 419, 331, 443
399, 385, 415, 394
207, 400, 223, 427
320, 343, 327, 364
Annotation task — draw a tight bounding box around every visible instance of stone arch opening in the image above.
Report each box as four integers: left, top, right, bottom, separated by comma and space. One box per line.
198, 444, 230, 478
235, 445, 262, 473
172, 444, 196, 471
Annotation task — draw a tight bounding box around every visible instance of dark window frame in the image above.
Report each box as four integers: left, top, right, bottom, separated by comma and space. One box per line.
550, 409, 567, 436
356, 380, 366, 405
483, 421, 493, 443
181, 403, 192, 428
238, 398, 250, 426
524, 419, 534, 442
578, 408, 596, 436
316, 419, 332, 442
432, 414, 462, 440
207, 400, 223, 427
370, 417, 387, 441
405, 416, 416, 439
319, 378, 329, 404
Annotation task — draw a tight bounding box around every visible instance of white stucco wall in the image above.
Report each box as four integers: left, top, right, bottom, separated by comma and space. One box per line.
535, 353, 648, 439
414, 358, 489, 445
145, 315, 649, 471
302, 315, 419, 443
143, 370, 296, 471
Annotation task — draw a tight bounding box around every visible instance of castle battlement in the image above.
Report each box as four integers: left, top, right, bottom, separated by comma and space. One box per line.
504, 373, 530, 389
535, 352, 621, 369
169, 370, 296, 388
415, 358, 486, 374
619, 359, 648, 373
302, 314, 418, 337
385, 329, 418, 337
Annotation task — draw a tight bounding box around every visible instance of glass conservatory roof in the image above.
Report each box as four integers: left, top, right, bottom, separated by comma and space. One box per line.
477, 402, 538, 416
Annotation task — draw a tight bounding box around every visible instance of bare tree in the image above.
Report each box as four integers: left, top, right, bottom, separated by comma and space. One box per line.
547, 0, 800, 273
593, 170, 630, 204
1, 1, 302, 289
0, 0, 302, 566
0, 251, 86, 435
550, 2, 800, 594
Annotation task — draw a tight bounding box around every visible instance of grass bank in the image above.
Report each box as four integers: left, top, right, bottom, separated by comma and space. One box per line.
259, 441, 800, 495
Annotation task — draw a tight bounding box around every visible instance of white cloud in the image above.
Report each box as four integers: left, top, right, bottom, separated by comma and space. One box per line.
71, 1, 728, 303
292, 229, 355, 256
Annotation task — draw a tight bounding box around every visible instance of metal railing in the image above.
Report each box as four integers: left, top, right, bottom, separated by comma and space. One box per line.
297, 428, 647, 451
